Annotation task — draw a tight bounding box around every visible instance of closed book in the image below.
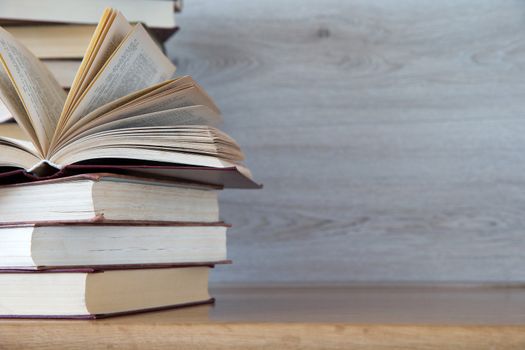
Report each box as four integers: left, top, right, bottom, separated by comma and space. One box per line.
0, 223, 229, 269
0, 0, 177, 29
4, 25, 95, 59
0, 266, 213, 319
4, 25, 173, 60
0, 173, 220, 224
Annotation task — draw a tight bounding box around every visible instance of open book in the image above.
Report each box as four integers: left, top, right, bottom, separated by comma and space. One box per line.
0, 8, 258, 188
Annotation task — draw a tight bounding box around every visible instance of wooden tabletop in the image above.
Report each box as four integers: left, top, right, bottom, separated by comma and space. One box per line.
2, 285, 525, 349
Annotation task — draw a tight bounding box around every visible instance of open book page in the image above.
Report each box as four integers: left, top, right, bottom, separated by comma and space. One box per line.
0, 135, 40, 169
87, 106, 222, 130
0, 135, 39, 155
76, 11, 131, 93
52, 80, 172, 147
56, 9, 131, 139
56, 105, 223, 148
0, 101, 12, 123
0, 28, 66, 153
65, 24, 176, 130
0, 144, 40, 169
0, 62, 40, 152
107, 86, 221, 117
50, 146, 240, 170
77, 79, 178, 127
54, 80, 222, 145
102, 79, 221, 119
52, 125, 244, 165
63, 135, 225, 157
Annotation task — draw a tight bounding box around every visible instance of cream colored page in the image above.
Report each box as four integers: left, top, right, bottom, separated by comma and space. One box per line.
72, 76, 217, 130
61, 80, 170, 137
61, 86, 221, 143
103, 85, 221, 121
50, 146, 237, 170
56, 9, 131, 141
0, 28, 66, 152
0, 100, 12, 122
74, 11, 132, 101
56, 8, 113, 136
95, 105, 221, 130
0, 134, 41, 169
0, 61, 40, 153
0, 144, 40, 169
105, 76, 217, 116
54, 126, 243, 162
68, 24, 176, 125
59, 106, 222, 146
0, 135, 39, 155
55, 79, 213, 144
99, 105, 222, 129
84, 79, 176, 121
49, 82, 172, 151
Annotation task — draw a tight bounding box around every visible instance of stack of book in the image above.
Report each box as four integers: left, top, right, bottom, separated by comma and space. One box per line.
0, 8, 259, 319
0, 175, 227, 318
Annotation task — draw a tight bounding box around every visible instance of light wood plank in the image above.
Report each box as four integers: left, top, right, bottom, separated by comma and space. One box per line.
168, 0, 525, 283
3, 286, 525, 349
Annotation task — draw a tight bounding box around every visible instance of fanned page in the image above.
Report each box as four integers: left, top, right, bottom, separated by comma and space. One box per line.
60, 106, 222, 149
0, 101, 13, 123
0, 28, 66, 153
0, 60, 39, 152
56, 9, 132, 139
0, 135, 40, 169
63, 23, 176, 133
57, 76, 222, 144
0, 7, 257, 187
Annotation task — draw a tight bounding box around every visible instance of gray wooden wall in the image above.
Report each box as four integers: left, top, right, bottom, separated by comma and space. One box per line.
169, 0, 525, 283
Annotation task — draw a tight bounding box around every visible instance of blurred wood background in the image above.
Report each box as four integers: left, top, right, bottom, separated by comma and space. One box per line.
170, 0, 525, 284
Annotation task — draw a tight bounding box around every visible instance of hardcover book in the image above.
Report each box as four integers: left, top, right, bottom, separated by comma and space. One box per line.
0, 266, 213, 318
0, 8, 258, 188
0, 223, 229, 269
0, 173, 221, 224
0, 0, 178, 29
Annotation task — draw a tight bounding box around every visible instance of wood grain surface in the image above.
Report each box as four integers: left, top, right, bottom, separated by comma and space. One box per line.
3, 286, 525, 349
169, 0, 525, 283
